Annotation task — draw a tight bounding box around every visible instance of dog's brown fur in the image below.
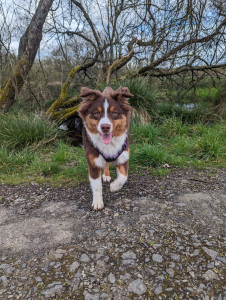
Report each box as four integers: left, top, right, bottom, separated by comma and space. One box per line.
78, 86, 133, 210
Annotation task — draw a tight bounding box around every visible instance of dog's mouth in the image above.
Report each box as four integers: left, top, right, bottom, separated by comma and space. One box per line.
100, 132, 113, 144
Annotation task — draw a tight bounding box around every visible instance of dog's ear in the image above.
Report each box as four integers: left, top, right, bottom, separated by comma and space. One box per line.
78, 87, 102, 120
112, 87, 133, 114
80, 87, 102, 101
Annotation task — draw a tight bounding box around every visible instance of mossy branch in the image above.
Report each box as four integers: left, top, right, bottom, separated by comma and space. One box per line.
106, 42, 137, 84
0, 59, 27, 111
51, 105, 80, 124
46, 65, 82, 117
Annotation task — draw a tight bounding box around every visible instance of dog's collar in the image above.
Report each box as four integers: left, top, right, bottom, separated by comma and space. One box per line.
95, 142, 127, 162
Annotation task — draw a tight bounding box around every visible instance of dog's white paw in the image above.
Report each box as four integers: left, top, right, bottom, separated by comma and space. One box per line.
92, 199, 104, 210
110, 180, 123, 192
102, 174, 111, 182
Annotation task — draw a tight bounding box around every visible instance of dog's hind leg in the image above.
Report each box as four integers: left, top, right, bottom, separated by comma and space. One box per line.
110, 161, 128, 192
102, 163, 111, 182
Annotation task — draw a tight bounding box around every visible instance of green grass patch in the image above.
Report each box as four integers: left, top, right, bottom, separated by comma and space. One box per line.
0, 111, 61, 150
0, 111, 225, 185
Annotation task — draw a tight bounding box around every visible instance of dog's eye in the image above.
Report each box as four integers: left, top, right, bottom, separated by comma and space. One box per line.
94, 112, 100, 117
112, 112, 119, 118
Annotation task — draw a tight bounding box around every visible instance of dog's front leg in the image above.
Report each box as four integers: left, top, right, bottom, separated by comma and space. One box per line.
110, 161, 128, 192
89, 166, 104, 210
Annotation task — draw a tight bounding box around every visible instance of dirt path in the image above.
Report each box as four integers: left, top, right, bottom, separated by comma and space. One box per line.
0, 168, 225, 299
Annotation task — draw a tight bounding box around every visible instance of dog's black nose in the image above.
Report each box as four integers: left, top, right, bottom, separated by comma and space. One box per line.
101, 124, 111, 133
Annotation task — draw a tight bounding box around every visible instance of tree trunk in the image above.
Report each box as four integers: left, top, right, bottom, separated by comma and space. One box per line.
0, 0, 54, 111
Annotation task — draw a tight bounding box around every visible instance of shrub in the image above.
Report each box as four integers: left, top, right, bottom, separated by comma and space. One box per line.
130, 122, 159, 144
98, 77, 157, 116
0, 112, 61, 150
131, 144, 171, 168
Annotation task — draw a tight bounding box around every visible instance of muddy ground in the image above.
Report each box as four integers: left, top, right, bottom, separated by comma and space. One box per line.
0, 167, 225, 299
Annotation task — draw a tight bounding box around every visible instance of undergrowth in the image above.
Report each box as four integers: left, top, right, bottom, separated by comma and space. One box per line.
0, 110, 225, 185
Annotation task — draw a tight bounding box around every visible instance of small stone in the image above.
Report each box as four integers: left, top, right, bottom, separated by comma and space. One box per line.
54, 254, 63, 259
53, 262, 61, 269
189, 271, 195, 278
42, 281, 63, 297
217, 257, 226, 264
166, 268, 174, 277
181, 180, 188, 184
153, 244, 162, 249
122, 251, 136, 260
0, 264, 10, 269
154, 285, 162, 295
83, 291, 99, 300
0, 276, 8, 287
202, 247, 218, 260
176, 203, 186, 207
203, 270, 219, 281
121, 259, 135, 266
108, 272, 116, 284
128, 279, 147, 295
69, 261, 80, 272
152, 254, 163, 263
80, 253, 90, 262
171, 254, 180, 261
35, 276, 43, 283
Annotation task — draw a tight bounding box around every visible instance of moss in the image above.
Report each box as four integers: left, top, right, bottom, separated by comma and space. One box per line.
51, 105, 80, 123
62, 96, 81, 108
46, 65, 82, 116
0, 59, 27, 110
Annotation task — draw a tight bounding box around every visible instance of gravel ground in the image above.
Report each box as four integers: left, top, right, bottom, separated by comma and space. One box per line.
0, 167, 225, 299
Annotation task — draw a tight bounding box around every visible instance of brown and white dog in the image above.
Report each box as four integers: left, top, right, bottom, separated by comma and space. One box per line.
78, 86, 133, 210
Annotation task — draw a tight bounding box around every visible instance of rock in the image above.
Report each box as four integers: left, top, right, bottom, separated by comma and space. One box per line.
108, 273, 116, 284
0, 264, 10, 269
100, 293, 108, 299
202, 247, 218, 260
121, 259, 135, 266
53, 262, 61, 269
80, 253, 90, 262
217, 257, 226, 264
83, 291, 99, 300
171, 254, 180, 261
166, 268, 174, 277
35, 276, 43, 283
203, 270, 219, 281
69, 261, 80, 272
71, 277, 80, 291
153, 244, 162, 249
128, 279, 147, 295
152, 254, 163, 263
0, 275, 8, 287
42, 281, 63, 297
122, 251, 136, 260
154, 285, 162, 295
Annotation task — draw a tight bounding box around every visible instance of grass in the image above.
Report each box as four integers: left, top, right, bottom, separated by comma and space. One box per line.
0, 111, 60, 150
0, 110, 225, 186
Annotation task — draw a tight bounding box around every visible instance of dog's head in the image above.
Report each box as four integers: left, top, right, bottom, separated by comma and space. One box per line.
78, 86, 133, 144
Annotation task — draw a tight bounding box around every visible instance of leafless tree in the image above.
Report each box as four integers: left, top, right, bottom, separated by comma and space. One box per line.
0, 0, 54, 111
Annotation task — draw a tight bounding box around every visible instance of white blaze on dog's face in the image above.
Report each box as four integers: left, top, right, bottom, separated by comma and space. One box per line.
78, 87, 132, 145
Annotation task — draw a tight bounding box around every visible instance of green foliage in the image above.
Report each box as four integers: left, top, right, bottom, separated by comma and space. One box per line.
98, 77, 157, 115
129, 118, 225, 171
0, 111, 61, 150
131, 144, 170, 167
0, 146, 35, 173
130, 123, 159, 144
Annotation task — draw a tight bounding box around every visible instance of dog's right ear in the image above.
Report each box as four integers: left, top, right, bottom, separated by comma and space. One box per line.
80, 87, 102, 101
78, 87, 102, 120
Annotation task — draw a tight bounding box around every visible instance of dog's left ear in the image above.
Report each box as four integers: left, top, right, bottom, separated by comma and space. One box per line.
78, 87, 102, 120
112, 87, 133, 113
